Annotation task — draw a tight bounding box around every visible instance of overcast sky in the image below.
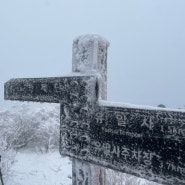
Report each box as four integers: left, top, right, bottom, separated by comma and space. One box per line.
0, 0, 185, 109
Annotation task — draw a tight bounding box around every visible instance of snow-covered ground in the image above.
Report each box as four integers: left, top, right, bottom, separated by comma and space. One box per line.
5, 151, 72, 185
4, 150, 160, 185
4, 151, 163, 185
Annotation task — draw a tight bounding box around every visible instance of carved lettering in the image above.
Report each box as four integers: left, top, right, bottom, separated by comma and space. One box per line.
167, 162, 185, 176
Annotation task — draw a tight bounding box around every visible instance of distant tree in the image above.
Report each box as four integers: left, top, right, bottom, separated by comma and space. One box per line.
157, 104, 166, 108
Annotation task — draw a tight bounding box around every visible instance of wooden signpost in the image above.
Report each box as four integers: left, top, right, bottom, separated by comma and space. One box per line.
4, 34, 185, 185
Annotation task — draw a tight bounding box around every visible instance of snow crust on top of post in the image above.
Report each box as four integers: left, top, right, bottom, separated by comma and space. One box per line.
72, 34, 109, 100
72, 34, 109, 73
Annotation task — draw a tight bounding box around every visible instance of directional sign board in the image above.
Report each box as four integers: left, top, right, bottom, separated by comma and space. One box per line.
4, 34, 185, 185
4, 75, 98, 104
60, 104, 185, 185
5, 74, 185, 185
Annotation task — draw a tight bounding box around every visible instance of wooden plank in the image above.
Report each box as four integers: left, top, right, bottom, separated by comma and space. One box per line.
60, 105, 185, 185
4, 76, 98, 104
93, 106, 185, 139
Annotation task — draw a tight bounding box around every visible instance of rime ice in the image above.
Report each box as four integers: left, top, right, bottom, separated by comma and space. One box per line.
4, 34, 185, 185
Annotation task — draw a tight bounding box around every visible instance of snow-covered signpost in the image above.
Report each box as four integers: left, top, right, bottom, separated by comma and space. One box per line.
4, 34, 185, 185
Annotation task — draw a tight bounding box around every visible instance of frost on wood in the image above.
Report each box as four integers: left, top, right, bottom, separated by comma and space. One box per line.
72, 34, 109, 100
71, 34, 108, 185
60, 104, 185, 185
99, 100, 185, 113
6, 33, 181, 185
72, 159, 91, 185
4, 75, 98, 104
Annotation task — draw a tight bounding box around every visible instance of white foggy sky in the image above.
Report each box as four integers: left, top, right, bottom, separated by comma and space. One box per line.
0, 0, 185, 108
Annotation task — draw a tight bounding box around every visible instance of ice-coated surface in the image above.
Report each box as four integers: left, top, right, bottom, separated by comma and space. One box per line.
72, 34, 109, 73
99, 100, 185, 112
60, 103, 185, 185
4, 75, 98, 105
5, 33, 184, 185
72, 34, 109, 100
71, 34, 109, 185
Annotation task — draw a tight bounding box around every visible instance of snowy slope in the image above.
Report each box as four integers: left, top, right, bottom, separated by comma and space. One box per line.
5, 151, 72, 185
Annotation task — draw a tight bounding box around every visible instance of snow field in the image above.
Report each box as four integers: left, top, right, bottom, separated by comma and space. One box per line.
6, 151, 72, 185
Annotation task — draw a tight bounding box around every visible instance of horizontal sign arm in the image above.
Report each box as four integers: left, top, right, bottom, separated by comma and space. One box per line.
4, 75, 98, 104
60, 103, 185, 185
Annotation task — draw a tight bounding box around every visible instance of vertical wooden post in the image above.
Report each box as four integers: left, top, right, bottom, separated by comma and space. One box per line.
72, 34, 109, 185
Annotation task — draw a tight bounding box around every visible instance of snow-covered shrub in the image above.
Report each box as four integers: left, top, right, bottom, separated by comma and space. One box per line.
35, 123, 59, 153
7, 115, 38, 149
33, 106, 60, 153
0, 103, 60, 183
0, 105, 39, 150
0, 138, 16, 181
0, 103, 60, 152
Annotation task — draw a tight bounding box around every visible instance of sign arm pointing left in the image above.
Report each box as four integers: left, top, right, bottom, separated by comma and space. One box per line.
4, 75, 98, 104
